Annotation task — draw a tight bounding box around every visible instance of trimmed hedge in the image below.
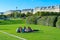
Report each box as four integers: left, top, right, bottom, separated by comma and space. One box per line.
37, 16, 57, 27
26, 16, 38, 24
56, 16, 60, 28
37, 16, 48, 26
26, 15, 60, 27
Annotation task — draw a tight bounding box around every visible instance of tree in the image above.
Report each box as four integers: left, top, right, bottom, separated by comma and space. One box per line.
21, 13, 26, 18
14, 11, 17, 18
17, 13, 21, 18
26, 12, 33, 17
34, 11, 41, 16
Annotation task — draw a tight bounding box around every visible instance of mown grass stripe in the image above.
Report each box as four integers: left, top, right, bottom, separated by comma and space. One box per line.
0, 31, 26, 40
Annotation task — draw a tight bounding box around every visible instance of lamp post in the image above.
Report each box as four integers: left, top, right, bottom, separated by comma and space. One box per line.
14, 6, 18, 18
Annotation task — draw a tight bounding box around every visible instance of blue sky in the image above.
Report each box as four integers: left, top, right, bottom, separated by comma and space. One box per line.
0, 0, 60, 12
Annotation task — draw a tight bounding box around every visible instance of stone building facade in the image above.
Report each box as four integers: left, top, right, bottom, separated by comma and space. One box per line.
33, 5, 60, 14
21, 9, 33, 14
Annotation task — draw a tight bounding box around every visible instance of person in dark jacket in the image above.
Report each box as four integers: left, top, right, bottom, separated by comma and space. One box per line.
16, 27, 22, 33
28, 26, 33, 32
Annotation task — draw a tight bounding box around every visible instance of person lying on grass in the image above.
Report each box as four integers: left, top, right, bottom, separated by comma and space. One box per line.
27, 26, 39, 32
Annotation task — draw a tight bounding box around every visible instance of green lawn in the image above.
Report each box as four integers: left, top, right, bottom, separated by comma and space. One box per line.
0, 24, 60, 40
0, 32, 20, 40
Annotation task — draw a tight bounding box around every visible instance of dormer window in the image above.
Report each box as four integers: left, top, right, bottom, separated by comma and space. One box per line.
48, 6, 51, 8
52, 6, 55, 9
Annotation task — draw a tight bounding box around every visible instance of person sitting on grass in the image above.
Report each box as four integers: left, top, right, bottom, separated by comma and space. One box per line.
22, 26, 28, 33
27, 26, 33, 32
16, 27, 22, 33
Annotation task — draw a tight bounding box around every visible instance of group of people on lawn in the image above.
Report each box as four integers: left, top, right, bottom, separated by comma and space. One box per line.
16, 26, 33, 33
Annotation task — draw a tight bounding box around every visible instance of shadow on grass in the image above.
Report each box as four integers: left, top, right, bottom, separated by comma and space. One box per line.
32, 30, 44, 33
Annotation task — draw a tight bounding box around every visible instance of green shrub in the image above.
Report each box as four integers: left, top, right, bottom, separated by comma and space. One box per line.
26, 16, 38, 24
37, 16, 57, 27
56, 16, 60, 28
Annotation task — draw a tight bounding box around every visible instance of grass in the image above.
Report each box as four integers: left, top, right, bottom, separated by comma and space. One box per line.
0, 32, 20, 40
0, 24, 60, 40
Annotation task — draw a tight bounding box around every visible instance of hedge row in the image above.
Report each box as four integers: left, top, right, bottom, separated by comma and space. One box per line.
26, 16, 60, 27
56, 16, 60, 28
37, 16, 57, 27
